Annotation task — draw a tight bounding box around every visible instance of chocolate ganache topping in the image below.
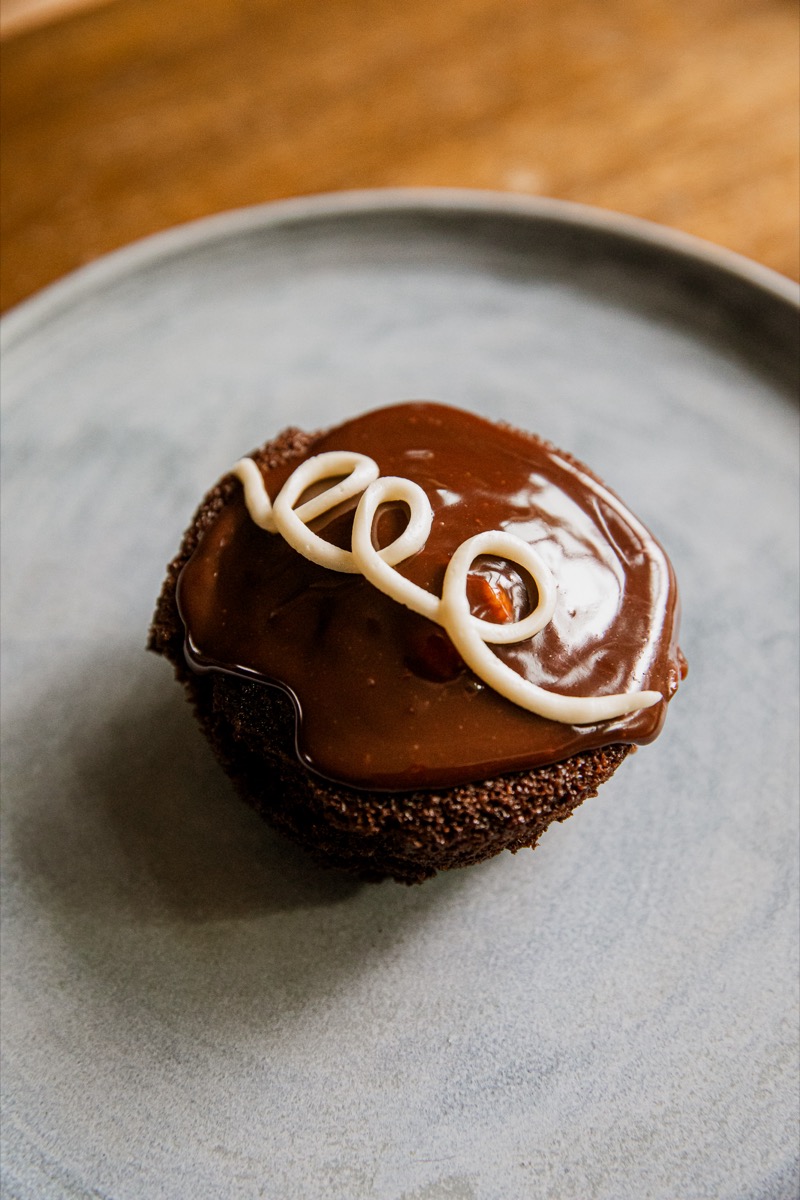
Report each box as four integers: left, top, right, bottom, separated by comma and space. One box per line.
177, 403, 684, 790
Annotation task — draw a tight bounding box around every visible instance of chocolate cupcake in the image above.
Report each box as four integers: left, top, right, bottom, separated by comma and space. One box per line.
149, 402, 685, 883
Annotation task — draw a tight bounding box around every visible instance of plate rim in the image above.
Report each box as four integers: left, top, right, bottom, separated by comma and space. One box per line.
2, 187, 798, 357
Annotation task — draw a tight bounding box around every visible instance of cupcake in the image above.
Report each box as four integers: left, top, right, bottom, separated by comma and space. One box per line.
149, 402, 685, 883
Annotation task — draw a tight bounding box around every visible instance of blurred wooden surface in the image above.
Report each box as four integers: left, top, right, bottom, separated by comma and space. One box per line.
1, 0, 798, 313
0, 0, 112, 38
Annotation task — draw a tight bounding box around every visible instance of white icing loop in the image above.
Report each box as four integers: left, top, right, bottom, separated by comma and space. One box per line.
351, 476, 438, 621
442, 530, 556, 645
234, 451, 380, 573
233, 452, 662, 724
232, 457, 277, 532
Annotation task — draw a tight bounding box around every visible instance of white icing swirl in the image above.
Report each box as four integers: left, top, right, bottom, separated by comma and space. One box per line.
232, 453, 662, 724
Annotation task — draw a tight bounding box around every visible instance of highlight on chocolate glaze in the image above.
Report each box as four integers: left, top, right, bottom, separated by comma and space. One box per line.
232, 451, 663, 725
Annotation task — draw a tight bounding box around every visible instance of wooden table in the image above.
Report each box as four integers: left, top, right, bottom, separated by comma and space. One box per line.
2, 0, 798, 313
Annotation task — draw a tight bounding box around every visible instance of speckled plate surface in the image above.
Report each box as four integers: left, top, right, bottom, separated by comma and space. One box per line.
2, 190, 798, 1200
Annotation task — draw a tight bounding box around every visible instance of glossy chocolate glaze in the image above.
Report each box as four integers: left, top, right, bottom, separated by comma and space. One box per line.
177, 403, 684, 789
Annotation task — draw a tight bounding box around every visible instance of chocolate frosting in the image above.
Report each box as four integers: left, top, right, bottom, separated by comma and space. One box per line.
177, 403, 684, 790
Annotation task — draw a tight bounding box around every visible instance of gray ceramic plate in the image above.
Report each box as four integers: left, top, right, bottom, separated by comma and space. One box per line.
2, 190, 798, 1200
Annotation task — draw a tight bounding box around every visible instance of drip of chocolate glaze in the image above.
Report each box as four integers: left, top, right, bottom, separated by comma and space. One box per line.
177, 403, 684, 790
